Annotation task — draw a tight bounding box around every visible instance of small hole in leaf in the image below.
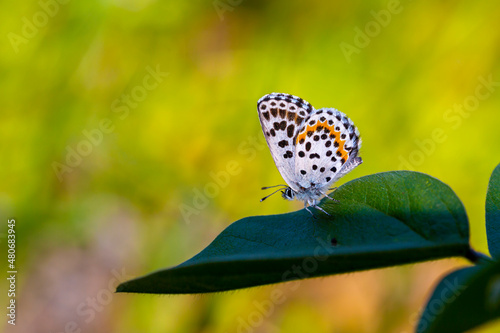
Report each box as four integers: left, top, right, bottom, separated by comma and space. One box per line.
331, 238, 338, 246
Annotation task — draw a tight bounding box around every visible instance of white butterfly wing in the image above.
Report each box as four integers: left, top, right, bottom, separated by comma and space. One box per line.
294, 108, 362, 190
257, 93, 315, 191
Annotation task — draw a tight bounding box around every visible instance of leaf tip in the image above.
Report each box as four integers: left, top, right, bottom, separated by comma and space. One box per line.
115, 282, 128, 293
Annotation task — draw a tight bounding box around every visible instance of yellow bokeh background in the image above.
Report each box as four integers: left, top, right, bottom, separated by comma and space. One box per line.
2, 0, 500, 332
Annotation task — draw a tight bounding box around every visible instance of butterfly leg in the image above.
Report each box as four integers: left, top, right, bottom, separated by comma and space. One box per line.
313, 204, 331, 216
324, 193, 339, 203
304, 204, 317, 219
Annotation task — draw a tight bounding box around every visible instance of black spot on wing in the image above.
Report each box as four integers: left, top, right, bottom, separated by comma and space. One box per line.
279, 108, 286, 118
278, 140, 288, 148
279, 121, 287, 130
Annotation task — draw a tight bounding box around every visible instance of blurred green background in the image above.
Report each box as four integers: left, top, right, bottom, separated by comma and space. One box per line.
2, 0, 500, 332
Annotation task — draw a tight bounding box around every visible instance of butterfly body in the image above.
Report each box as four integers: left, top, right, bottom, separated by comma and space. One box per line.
258, 93, 362, 214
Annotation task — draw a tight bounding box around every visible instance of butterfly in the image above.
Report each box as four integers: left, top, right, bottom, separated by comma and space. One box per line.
257, 93, 362, 215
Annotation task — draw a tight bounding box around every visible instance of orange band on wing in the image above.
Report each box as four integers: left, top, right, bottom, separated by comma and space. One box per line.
296, 120, 349, 161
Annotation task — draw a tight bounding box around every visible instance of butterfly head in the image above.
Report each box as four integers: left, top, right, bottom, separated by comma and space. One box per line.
281, 187, 296, 201
261, 185, 296, 202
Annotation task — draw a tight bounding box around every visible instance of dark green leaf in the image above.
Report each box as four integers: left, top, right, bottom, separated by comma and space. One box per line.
487, 163, 500, 259
417, 260, 500, 333
117, 171, 470, 294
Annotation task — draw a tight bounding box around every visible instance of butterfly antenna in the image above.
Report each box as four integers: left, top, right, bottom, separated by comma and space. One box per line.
261, 184, 287, 190
260, 188, 285, 202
